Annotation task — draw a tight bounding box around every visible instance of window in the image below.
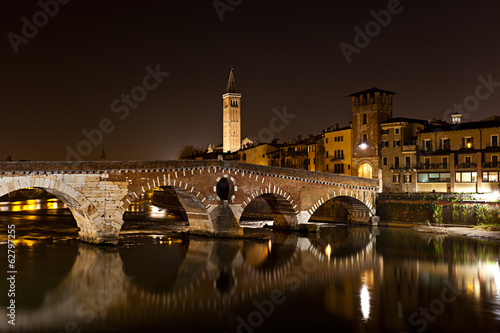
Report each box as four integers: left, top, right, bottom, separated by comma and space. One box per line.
394, 157, 400, 168
403, 174, 412, 183
440, 138, 450, 150
393, 175, 400, 183
492, 135, 498, 147
381, 129, 389, 135
362, 114, 367, 124
417, 173, 451, 183
334, 164, 345, 174
326, 138, 329, 144
393, 140, 401, 148
418, 173, 429, 183
442, 157, 448, 169
465, 156, 471, 164
362, 134, 368, 143
493, 155, 499, 163
326, 151, 329, 158
383, 157, 388, 166
463, 136, 473, 149
424, 158, 430, 167
455, 172, 477, 183
395, 128, 400, 135
422, 139, 432, 151
483, 172, 499, 182
381, 140, 389, 148
405, 156, 411, 169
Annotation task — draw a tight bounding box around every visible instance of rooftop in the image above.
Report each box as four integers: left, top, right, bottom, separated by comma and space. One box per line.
348, 87, 397, 97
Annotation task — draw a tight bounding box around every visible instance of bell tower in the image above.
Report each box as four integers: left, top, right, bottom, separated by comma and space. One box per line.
223, 67, 241, 153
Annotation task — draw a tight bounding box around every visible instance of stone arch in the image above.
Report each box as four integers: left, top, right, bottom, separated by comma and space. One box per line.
240, 191, 298, 229
138, 182, 217, 235
308, 190, 375, 223
355, 160, 375, 178
0, 177, 101, 243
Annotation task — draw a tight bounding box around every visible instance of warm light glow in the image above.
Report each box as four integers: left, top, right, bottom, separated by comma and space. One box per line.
360, 283, 370, 321
268, 240, 272, 253
325, 244, 331, 260
358, 163, 373, 178
359, 143, 368, 150
467, 142, 472, 148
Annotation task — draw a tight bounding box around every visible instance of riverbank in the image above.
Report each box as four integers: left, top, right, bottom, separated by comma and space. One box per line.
412, 225, 500, 242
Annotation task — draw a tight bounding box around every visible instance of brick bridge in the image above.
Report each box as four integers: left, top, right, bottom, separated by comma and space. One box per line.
0, 160, 378, 245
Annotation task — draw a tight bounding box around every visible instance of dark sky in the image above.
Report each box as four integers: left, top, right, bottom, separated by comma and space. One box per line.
2, 0, 500, 161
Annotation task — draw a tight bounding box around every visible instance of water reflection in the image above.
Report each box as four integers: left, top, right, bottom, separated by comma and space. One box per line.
0, 224, 499, 332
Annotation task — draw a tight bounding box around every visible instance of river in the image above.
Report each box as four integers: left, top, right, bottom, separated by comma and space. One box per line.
0, 199, 499, 333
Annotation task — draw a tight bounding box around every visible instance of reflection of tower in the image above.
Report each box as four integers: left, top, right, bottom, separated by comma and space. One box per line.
223, 67, 241, 153
350, 87, 395, 179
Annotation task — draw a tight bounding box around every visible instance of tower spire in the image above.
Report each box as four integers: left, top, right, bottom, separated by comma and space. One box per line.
226, 67, 237, 93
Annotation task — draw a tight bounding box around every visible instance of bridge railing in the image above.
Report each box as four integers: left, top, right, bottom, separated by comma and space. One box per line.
0, 160, 379, 189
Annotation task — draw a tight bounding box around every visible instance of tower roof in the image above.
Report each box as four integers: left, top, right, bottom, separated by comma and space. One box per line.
226, 67, 237, 93
347, 87, 397, 97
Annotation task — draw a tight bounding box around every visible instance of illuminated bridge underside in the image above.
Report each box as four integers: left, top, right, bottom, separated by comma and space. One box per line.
0, 160, 378, 244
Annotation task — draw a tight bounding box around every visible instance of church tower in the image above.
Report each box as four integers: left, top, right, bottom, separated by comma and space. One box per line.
223, 67, 241, 153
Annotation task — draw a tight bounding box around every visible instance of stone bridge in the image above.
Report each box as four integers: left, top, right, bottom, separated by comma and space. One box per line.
0, 160, 378, 244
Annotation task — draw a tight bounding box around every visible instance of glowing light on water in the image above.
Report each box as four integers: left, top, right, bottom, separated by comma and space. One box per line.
325, 244, 331, 260
360, 283, 370, 321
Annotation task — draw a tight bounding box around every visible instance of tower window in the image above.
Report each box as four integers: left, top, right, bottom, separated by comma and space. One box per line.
362, 114, 367, 125
231, 100, 238, 107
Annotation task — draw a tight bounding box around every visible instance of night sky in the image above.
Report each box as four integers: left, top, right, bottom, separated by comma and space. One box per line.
2, 0, 500, 161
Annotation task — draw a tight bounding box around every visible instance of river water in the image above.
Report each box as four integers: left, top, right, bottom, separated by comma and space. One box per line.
0, 199, 499, 333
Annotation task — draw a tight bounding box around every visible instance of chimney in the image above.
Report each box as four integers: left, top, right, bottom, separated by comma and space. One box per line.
335, 123, 339, 130
297, 135, 302, 142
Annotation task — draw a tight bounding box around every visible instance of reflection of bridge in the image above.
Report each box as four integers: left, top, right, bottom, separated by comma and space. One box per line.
0, 161, 378, 244
0, 229, 380, 332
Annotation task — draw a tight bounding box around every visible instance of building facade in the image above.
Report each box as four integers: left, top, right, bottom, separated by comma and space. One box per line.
350, 87, 396, 180
416, 116, 500, 193
380, 118, 427, 193
322, 124, 352, 175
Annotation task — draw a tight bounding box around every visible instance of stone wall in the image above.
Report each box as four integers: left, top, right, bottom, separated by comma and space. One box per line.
377, 193, 500, 225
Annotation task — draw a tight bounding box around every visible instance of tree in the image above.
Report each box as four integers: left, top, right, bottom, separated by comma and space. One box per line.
177, 145, 202, 160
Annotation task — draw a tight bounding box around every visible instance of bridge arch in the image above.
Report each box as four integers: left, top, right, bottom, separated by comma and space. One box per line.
306, 190, 374, 224
123, 179, 218, 235
0, 177, 102, 243
240, 191, 298, 229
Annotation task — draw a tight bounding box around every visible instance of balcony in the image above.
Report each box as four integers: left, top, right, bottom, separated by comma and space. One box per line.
390, 164, 413, 171
415, 163, 449, 170
402, 144, 417, 152
483, 162, 500, 168
456, 162, 477, 169
330, 156, 345, 162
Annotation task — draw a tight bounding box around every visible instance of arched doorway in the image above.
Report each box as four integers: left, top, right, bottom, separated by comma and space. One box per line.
358, 163, 373, 178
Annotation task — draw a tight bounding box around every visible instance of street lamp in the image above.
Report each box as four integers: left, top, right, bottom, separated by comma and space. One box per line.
359, 143, 368, 150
